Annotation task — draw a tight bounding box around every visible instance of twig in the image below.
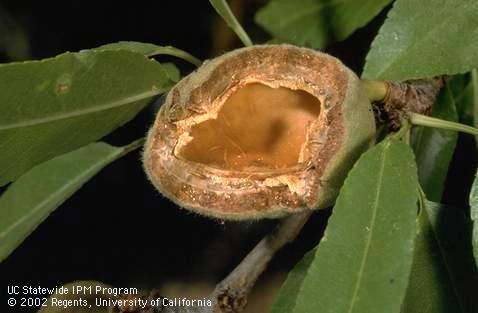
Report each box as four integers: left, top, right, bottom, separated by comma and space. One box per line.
210, 211, 312, 313
109, 212, 312, 313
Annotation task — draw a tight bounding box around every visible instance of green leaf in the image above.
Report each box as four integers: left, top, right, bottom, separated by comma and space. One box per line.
450, 74, 474, 126
473, 70, 478, 130
0, 140, 142, 263
402, 202, 461, 313
456, 91, 475, 125
470, 172, 478, 268
209, 0, 253, 46
273, 137, 418, 313
255, 0, 392, 49
402, 200, 478, 312
271, 250, 315, 313
412, 85, 458, 202
362, 0, 478, 80
0, 49, 172, 186
454, 70, 478, 144
329, 0, 393, 41
162, 62, 181, 83
96, 41, 202, 67
410, 113, 478, 137
255, 0, 329, 49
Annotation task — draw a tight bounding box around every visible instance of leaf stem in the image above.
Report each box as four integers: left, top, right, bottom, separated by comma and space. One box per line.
209, 211, 312, 312
410, 113, 478, 136
394, 119, 411, 144
118, 137, 146, 158
209, 0, 253, 47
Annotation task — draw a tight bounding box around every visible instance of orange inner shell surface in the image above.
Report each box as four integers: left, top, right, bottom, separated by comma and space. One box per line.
177, 82, 321, 171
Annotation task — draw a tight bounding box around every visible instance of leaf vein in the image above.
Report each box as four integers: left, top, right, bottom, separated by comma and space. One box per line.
0, 90, 162, 130
346, 141, 389, 313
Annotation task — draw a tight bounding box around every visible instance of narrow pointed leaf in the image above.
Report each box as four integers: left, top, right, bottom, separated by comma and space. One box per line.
273, 137, 418, 313
450, 74, 474, 126
424, 201, 478, 311
209, 0, 253, 46
472, 69, 478, 147
402, 202, 461, 313
96, 41, 201, 67
0, 49, 173, 186
271, 250, 315, 313
452, 70, 478, 146
162, 62, 181, 83
473, 70, 478, 129
328, 0, 393, 41
412, 85, 458, 202
0, 140, 142, 263
403, 201, 478, 312
362, 0, 478, 80
255, 0, 392, 49
255, 0, 329, 49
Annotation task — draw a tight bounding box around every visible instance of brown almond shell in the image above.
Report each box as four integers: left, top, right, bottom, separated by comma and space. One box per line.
143, 44, 376, 220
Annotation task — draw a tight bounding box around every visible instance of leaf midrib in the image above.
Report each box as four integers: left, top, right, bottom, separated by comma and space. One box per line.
346, 141, 389, 313
0, 89, 163, 131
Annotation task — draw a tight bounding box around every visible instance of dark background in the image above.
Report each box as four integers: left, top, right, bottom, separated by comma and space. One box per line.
0, 1, 476, 312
